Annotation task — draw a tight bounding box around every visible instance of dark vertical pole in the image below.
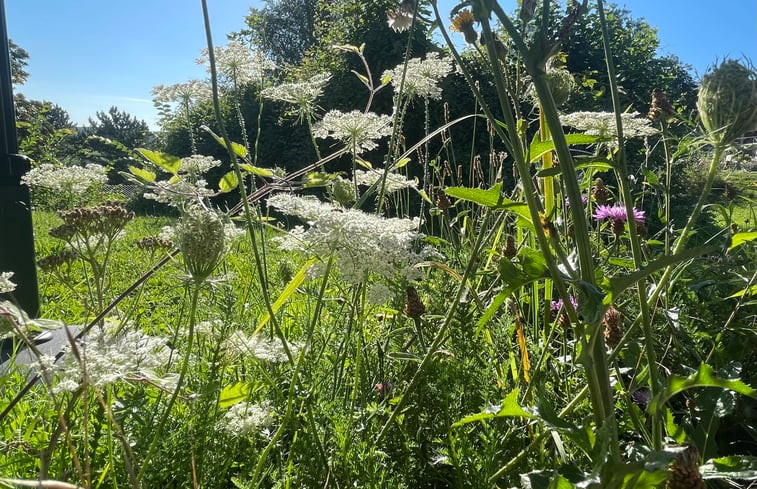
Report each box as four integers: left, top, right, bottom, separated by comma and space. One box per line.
0, 0, 39, 317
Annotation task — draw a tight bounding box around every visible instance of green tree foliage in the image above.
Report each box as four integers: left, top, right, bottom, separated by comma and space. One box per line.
84, 106, 151, 183
15, 94, 76, 164
9, 38, 29, 85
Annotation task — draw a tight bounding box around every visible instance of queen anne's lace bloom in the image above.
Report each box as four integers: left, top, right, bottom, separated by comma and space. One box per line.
219, 400, 273, 437
313, 110, 393, 154
0, 272, 16, 294
383, 52, 453, 100
223, 330, 299, 363
179, 155, 222, 176
152, 79, 211, 105
354, 169, 417, 193
268, 194, 430, 284
197, 41, 275, 86
560, 111, 657, 140
22, 163, 107, 196
261, 73, 331, 122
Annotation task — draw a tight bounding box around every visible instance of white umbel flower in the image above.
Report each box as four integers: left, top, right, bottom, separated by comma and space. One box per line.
219, 400, 274, 437
383, 52, 453, 100
21, 163, 107, 196
313, 110, 393, 154
261, 73, 332, 122
0, 272, 16, 294
354, 169, 417, 193
268, 194, 428, 284
197, 40, 275, 86
560, 111, 658, 140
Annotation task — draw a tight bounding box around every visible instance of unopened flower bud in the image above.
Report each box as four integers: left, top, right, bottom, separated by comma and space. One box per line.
697, 59, 757, 146
174, 206, 226, 283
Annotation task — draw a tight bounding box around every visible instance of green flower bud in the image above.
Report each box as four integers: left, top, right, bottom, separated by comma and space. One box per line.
174, 206, 225, 283
329, 176, 356, 207
697, 59, 757, 146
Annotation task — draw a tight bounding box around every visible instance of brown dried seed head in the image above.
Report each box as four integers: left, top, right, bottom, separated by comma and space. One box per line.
603, 306, 623, 347
503, 235, 518, 259
666, 444, 705, 489
404, 286, 426, 319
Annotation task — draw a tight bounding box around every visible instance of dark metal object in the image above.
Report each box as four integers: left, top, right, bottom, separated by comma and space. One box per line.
0, 0, 39, 317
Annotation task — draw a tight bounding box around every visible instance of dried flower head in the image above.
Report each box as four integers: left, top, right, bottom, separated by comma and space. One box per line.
603, 306, 623, 347
591, 177, 611, 205
450, 10, 478, 44
666, 444, 705, 489
648, 88, 675, 122
697, 59, 757, 146
383, 52, 453, 100
403, 286, 426, 319
37, 249, 78, 271
313, 110, 393, 154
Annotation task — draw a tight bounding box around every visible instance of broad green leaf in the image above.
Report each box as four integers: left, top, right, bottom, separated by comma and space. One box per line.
520, 471, 575, 489
648, 364, 757, 414
219, 382, 251, 408
520, 247, 548, 279
303, 172, 338, 188
476, 289, 510, 337
136, 148, 181, 174
700, 455, 757, 480
128, 165, 156, 183
644, 169, 660, 186
240, 164, 274, 177
728, 284, 757, 299
204, 126, 249, 159
255, 258, 316, 334
529, 133, 600, 163
218, 171, 238, 193
453, 389, 533, 427
729, 231, 757, 251
445, 184, 505, 208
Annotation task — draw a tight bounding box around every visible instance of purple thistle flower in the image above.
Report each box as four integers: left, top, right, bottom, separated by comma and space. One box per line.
551, 295, 578, 313
593, 204, 645, 223
565, 194, 589, 208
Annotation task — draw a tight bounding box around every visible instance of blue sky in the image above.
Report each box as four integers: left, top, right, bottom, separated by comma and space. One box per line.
6, 1, 756, 129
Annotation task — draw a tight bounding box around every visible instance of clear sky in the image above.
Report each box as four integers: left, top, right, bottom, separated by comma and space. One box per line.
6, 1, 756, 129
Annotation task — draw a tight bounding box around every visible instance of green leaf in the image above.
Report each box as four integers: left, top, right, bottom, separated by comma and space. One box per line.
355, 157, 372, 169
648, 364, 757, 414
445, 184, 532, 227
136, 148, 181, 174
644, 169, 660, 186
417, 189, 432, 204
520, 247, 548, 279
453, 389, 534, 427
255, 258, 316, 334
240, 164, 274, 177
475, 288, 510, 337
700, 455, 757, 480
729, 231, 757, 251
203, 126, 249, 159
218, 382, 251, 408
303, 172, 338, 188
128, 165, 156, 183
351, 70, 370, 87
520, 471, 576, 489
728, 284, 757, 299
394, 157, 411, 168
218, 171, 238, 193
529, 133, 600, 163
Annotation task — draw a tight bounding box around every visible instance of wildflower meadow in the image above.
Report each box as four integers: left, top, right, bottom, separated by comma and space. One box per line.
3, 1, 757, 488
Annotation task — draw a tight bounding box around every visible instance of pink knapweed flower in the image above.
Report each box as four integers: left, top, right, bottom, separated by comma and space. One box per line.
593, 204, 645, 223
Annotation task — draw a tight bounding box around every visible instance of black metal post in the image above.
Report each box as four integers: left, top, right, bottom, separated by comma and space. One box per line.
0, 0, 39, 317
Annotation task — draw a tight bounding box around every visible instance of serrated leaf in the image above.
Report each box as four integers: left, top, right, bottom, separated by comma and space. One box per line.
128, 165, 156, 183
218, 171, 238, 193
240, 164, 274, 177
219, 382, 251, 408
453, 389, 534, 427
648, 364, 757, 414
529, 133, 600, 163
700, 455, 757, 480
729, 231, 757, 251
136, 148, 181, 174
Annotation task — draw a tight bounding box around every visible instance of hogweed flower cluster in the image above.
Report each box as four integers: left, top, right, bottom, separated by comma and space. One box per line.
37, 249, 78, 272
143, 179, 214, 208
218, 400, 274, 438
261, 73, 332, 122
22, 163, 107, 197
223, 330, 299, 363
560, 111, 657, 143
152, 79, 211, 106
268, 194, 431, 284
196, 40, 275, 87
314, 110, 393, 154
383, 52, 453, 100
178, 155, 222, 177
354, 169, 417, 193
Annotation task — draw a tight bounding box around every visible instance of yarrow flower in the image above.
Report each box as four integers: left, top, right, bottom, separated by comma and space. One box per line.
383, 52, 453, 100
261, 73, 332, 122
22, 163, 108, 196
196, 40, 275, 87
560, 111, 657, 142
267, 194, 431, 284
354, 169, 417, 193
219, 400, 274, 437
313, 110, 393, 154
0, 272, 15, 294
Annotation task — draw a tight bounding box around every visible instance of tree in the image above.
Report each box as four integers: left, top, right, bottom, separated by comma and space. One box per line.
9, 39, 29, 85
86, 106, 150, 149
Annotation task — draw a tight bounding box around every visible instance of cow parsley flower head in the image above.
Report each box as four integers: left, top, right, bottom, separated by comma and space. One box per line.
197, 40, 275, 86
0, 272, 16, 294
268, 194, 429, 284
261, 73, 332, 122
22, 163, 108, 196
354, 169, 417, 193
383, 52, 453, 100
560, 111, 657, 142
179, 155, 222, 176
152, 79, 211, 105
313, 110, 393, 154
219, 400, 274, 437
223, 330, 299, 363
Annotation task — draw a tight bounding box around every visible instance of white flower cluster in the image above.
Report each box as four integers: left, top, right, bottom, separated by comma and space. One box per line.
36, 324, 171, 394
261, 73, 331, 121
143, 179, 215, 208
179, 155, 222, 176
268, 193, 428, 284
367, 282, 395, 305
354, 169, 417, 193
22, 163, 108, 196
560, 111, 658, 140
0, 272, 16, 294
197, 41, 275, 86
219, 400, 273, 437
313, 110, 393, 154
383, 52, 453, 100
152, 79, 211, 105
223, 330, 298, 363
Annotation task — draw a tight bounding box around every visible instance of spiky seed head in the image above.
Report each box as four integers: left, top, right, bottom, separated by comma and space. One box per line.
503, 235, 518, 259
697, 59, 757, 146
